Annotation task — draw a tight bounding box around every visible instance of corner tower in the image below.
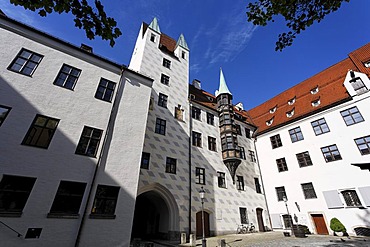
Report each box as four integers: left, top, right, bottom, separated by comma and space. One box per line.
216, 69, 241, 183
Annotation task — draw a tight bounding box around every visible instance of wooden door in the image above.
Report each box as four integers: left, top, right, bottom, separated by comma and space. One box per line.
311, 214, 329, 235
196, 211, 210, 238
256, 208, 265, 232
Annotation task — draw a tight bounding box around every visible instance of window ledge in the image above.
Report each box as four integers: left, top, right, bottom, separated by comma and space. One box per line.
0, 212, 22, 217
89, 214, 116, 219
47, 213, 79, 219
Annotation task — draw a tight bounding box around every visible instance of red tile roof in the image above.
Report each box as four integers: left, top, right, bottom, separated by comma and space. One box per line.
143, 22, 177, 53
248, 42, 370, 135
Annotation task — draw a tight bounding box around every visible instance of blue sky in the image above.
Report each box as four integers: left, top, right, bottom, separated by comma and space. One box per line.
1, 0, 369, 109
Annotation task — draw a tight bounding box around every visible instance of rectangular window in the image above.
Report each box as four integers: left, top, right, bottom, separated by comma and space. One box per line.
321, 144, 342, 162
150, 34, 156, 42
275, 186, 287, 201
282, 214, 292, 229
0, 105, 11, 126
192, 131, 202, 147
0, 175, 36, 214
270, 134, 282, 149
195, 167, 205, 185
236, 176, 244, 191
341, 106, 364, 126
239, 147, 246, 160
350, 76, 368, 94
155, 118, 166, 135
207, 113, 214, 125
49, 181, 86, 215
254, 178, 262, 194
289, 127, 304, 143
239, 207, 248, 224
53, 64, 81, 90
95, 78, 116, 102
217, 172, 226, 188
75, 126, 103, 157
301, 182, 317, 199
162, 58, 171, 69
141, 152, 150, 169
192, 106, 201, 120
276, 158, 288, 172
22, 114, 59, 149
341, 190, 362, 207
311, 118, 330, 135
158, 93, 168, 108
208, 136, 216, 151
165, 157, 177, 174
91, 185, 119, 216
8, 48, 43, 76
160, 74, 170, 85
296, 151, 313, 167
354, 135, 370, 155
248, 150, 256, 162
245, 128, 251, 138
235, 124, 242, 135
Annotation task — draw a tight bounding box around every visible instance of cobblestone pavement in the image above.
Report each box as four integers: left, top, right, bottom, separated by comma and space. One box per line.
178, 231, 370, 247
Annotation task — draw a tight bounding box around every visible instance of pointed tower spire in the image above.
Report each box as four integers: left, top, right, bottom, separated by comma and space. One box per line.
217, 68, 232, 97
149, 17, 161, 34
176, 34, 189, 50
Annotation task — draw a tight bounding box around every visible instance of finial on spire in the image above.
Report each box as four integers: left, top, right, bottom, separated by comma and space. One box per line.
216, 67, 232, 96
149, 17, 161, 34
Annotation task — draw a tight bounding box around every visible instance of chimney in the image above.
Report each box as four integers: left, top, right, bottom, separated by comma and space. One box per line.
236, 102, 243, 111
80, 44, 93, 53
192, 79, 201, 89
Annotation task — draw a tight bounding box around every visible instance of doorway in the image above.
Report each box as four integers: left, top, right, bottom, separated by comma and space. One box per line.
256, 208, 265, 232
196, 211, 210, 238
311, 214, 329, 235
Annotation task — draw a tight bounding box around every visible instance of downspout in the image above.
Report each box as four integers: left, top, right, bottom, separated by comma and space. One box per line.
253, 136, 273, 231
74, 67, 125, 246
188, 100, 193, 238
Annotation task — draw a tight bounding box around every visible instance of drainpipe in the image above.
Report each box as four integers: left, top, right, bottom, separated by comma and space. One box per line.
74, 67, 125, 246
253, 136, 273, 231
188, 101, 193, 239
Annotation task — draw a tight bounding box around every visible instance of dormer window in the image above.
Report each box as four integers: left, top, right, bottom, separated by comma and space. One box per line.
286, 108, 294, 118
349, 71, 368, 95
311, 86, 319, 94
288, 97, 296, 105
311, 98, 320, 107
150, 34, 156, 42
364, 60, 370, 68
266, 117, 274, 126
270, 106, 277, 114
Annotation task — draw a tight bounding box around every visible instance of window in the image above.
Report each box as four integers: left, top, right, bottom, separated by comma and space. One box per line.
296, 151, 313, 167
245, 128, 251, 138
0, 175, 36, 214
49, 181, 86, 215
270, 106, 277, 114
239, 147, 246, 160
254, 178, 262, 194
162, 58, 171, 69
0, 105, 11, 126
217, 172, 226, 188
208, 136, 216, 151
95, 78, 116, 102
341, 190, 362, 207
239, 207, 248, 224
311, 86, 319, 94
311, 118, 330, 135
270, 134, 282, 149
236, 176, 244, 191
158, 93, 168, 108
91, 185, 119, 216
207, 113, 214, 125
8, 48, 43, 76
181, 51, 186, 59
219, 113, 232, 126
248, 150, 256, 162
174, 105, 184, 121
288, 97, 296, 105
354, 135, 370, 155
282, 215, 292, 228
286, 108, 294, 118
195, 167, 205, 185
141, 152, 150, 169
192, 106, 201, 120
276, 158, 288, 172
160, 74, 170, 85
222, 135, 237, 150
340, 106, 364, 126
75, 126, 103, 157
22, 114, 59, 149
192, 131, 202, 147
300, 182, 317, 199
165, 157, 177, 174
235, 124, 242, 135
321, 144, 342, 162
266, 117, 274, 126
53, 64, 81, 90
150, 34, 156, 42
349, 71, 368, 94
155, 118, 166, 135
275, 186, 287, 201
311, 99, 321, 107
289, 127, 304, 143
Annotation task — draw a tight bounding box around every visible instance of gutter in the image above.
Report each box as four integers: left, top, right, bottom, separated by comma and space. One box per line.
188, 101, 193, 239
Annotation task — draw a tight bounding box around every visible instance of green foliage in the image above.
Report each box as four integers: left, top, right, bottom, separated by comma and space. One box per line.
330, 217, 347, 233
9, 0, 122, 47
246, 0, 350, 51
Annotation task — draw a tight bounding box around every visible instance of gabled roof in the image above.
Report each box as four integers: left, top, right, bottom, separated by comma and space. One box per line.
143, 22, 178, 55
247, 42, 370, 135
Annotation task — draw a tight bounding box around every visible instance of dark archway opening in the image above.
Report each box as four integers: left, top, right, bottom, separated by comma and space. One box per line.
131, 191, 170, 240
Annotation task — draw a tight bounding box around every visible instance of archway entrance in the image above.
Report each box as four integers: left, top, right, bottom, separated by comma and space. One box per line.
256, 208, 265, 232
131, 191, 170, 240
196, 211, 210, 238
